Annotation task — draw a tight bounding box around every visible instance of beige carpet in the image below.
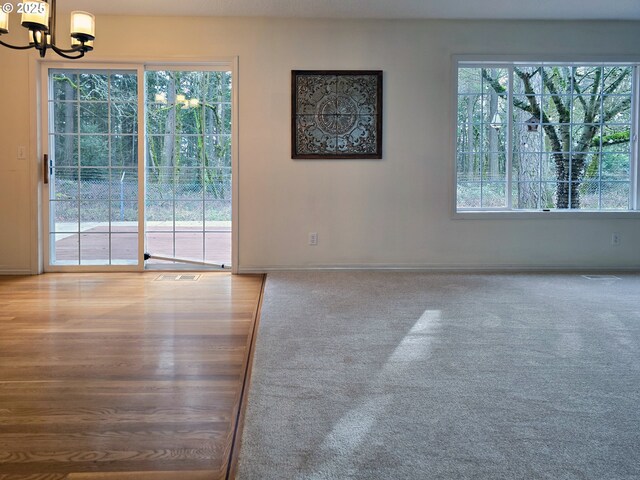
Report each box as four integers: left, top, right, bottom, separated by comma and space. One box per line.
237, 272, 640, 479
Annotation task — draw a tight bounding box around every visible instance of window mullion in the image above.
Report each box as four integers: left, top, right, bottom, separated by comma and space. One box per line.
631, 66, 640, 210
507, 66, 513, 210
108, 76, 113, 265
599, 69, 604, 210
480, 72, 484, 208
568, 67, 574, 210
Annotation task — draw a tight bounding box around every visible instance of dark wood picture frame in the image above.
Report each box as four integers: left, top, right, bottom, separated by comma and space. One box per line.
292, 70, 383, 159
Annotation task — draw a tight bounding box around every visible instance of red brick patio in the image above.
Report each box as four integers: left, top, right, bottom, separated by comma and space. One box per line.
53, 225, 231, 266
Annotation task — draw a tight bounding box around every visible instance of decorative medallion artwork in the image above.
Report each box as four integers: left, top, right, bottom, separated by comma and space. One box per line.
292, 70, 383, 159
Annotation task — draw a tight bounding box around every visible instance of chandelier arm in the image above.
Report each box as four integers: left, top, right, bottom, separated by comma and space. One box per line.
50, 43, 84, 54
50, 43, 85, 60
0, 39, 34, 50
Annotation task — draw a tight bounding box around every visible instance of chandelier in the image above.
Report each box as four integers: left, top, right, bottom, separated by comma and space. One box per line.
0, 0, 95, 59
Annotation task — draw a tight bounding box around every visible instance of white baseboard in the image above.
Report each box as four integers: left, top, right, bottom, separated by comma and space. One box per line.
237, 263, 640, 274
0, 269, 35, 275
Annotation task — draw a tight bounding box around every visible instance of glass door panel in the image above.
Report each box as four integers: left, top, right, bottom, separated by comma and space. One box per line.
47, 69, 139, 266
144, 70, 232, 268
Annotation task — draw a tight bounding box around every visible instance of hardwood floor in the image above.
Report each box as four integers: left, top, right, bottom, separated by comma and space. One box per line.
0, 272, 265, 479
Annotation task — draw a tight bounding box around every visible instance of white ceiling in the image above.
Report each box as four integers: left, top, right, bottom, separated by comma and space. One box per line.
60, 0, 640, 20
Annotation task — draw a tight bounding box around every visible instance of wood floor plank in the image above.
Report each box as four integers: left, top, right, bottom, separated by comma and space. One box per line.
0, 272, 264, 479
65, 470, 217, 479
0, 474, 68, 480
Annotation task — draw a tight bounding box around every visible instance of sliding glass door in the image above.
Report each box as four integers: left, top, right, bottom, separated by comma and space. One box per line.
43, 62, 235, 271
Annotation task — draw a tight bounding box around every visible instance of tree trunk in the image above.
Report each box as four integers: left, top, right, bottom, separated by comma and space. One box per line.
554, 154, 585, 209
161, 75, 177, 186
488, 75, 499, 179
515, 124, 539, 208
64, 81, 76, 173
466, 94, 476, 180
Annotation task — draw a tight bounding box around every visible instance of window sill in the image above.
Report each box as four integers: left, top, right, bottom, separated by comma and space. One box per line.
453, 210, 640, 220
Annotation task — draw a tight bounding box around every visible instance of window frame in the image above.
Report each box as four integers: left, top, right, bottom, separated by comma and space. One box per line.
452, 55, 640, 218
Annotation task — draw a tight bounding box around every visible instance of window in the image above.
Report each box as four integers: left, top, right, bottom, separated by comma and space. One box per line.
456, 62, 638, 211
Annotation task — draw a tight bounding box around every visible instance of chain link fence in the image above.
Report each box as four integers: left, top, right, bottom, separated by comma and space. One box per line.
51, 169, 232, 223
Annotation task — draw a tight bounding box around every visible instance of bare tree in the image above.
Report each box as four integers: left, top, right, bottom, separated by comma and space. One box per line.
483, 66, 631, 208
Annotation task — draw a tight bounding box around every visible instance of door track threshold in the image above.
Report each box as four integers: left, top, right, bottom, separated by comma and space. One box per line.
144, 253, 229, 269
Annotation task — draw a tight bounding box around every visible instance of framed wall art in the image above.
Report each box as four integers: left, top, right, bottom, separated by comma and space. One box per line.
292, 70, 383, 159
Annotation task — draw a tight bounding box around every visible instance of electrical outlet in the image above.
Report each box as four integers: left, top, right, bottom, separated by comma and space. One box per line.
309, 232, 318, 246
611, 232, 621, 246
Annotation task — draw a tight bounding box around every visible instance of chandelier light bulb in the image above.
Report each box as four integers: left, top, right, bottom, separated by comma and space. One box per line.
70, 11, 95, 41
21, 1, 49, 31
0, 10, 9, 34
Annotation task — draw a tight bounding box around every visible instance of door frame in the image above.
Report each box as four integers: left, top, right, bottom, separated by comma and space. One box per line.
36, 57, 239, 273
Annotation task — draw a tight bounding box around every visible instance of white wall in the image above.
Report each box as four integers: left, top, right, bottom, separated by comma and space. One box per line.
0, 44, 35, 274
1, 17, 639, 272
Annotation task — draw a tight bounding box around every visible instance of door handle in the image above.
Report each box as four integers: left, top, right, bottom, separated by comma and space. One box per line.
43, 154, 49, 184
